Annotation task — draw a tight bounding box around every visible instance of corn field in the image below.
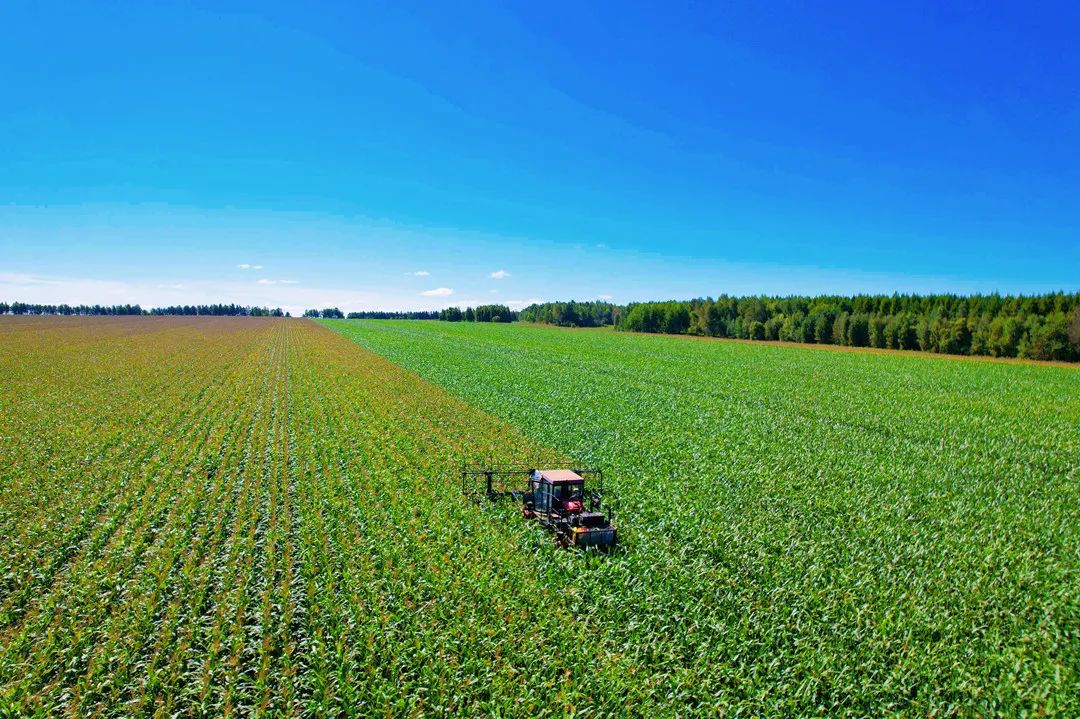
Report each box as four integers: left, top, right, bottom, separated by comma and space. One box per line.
1, 315, 1077, 717
326, 319, 1080, 718
0, 317, 599, 717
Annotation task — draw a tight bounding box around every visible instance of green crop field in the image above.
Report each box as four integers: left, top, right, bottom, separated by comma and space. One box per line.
1, 315, 1076, 717
323, 319, 1080, 718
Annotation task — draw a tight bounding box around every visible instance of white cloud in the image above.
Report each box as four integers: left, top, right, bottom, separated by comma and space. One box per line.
237, 263, 264, 270
598, 294, 613, 300
488, 289, 498, 294
413, 270, 430, 276
0, 272, 129, 296
489, 269, 509, 279
506, 298, 543, 308
157, 283, 186, 290
420, 287, 454, 297
257, 278, 299, 286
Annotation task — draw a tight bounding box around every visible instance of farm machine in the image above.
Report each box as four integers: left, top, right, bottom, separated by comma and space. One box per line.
461, 466, 618, 549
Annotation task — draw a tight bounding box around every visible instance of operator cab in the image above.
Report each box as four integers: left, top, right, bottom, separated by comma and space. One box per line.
530, 469, 586, 514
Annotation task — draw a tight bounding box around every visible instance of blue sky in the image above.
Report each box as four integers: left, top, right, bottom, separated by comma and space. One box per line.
1, 1, 1077, 313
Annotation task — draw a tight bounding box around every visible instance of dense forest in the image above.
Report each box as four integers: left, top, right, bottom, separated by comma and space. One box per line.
613, 293, 1080, 361
0, 301, 286, 317
518, 301, 620, 327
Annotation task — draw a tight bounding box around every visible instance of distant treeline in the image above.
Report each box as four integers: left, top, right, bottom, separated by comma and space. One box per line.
149, 304, 286, 316
518, 301, 620, 327
438, 304, 515, 322
1, 301, 287, 317
615, 293, 1080, 362
304, 308, 345, 318
320, 305, 517, 322
345, 310, 440, 320
0, 301, 145, 316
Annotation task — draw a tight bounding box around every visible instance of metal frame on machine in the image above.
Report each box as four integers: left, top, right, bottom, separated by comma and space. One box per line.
460, 464, 604, 502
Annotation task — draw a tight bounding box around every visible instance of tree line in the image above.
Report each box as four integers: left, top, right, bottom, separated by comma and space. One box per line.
345, 310, 440, 320
0, 301, 145, 316
303, 308, 345, 318
517, 301, 620, 327
438, 304, 515, 322
0, 301, 287, 317
150, 304, 286, 316
309, 305, 517, 322
615, 293, 1080, 362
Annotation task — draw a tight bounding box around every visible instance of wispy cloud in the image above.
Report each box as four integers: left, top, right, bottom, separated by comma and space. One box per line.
257, 278, 299, 286
237, 263, 264, 270
506, 298, 543, 308
0, 271, 386, 317
489, 269, 509, 279
420, 287, 454, 297
1, 272, 128, 293
598, 294, 613, 300
412, 270, 430, 276
488, 289, 499, 294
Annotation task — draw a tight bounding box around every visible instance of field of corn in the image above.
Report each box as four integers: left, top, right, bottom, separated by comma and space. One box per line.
324, 319, 1080, 718
0, 316, 1076, 717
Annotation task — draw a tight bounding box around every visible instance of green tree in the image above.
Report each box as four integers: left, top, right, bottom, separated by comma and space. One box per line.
847, 315, 870, 347
811, 311, 834, 344
988, 316, 1021, 357
706, 304, 728, 336
779, 311, 805, 343
663, 304, 691, 334
1023, 313, 1073, 361
868, 316, 887, 348
764, 315, 784, 341
832, 312, 849, 345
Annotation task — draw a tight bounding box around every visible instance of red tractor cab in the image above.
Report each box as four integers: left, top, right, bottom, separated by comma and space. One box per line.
527, 469, 585, 515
